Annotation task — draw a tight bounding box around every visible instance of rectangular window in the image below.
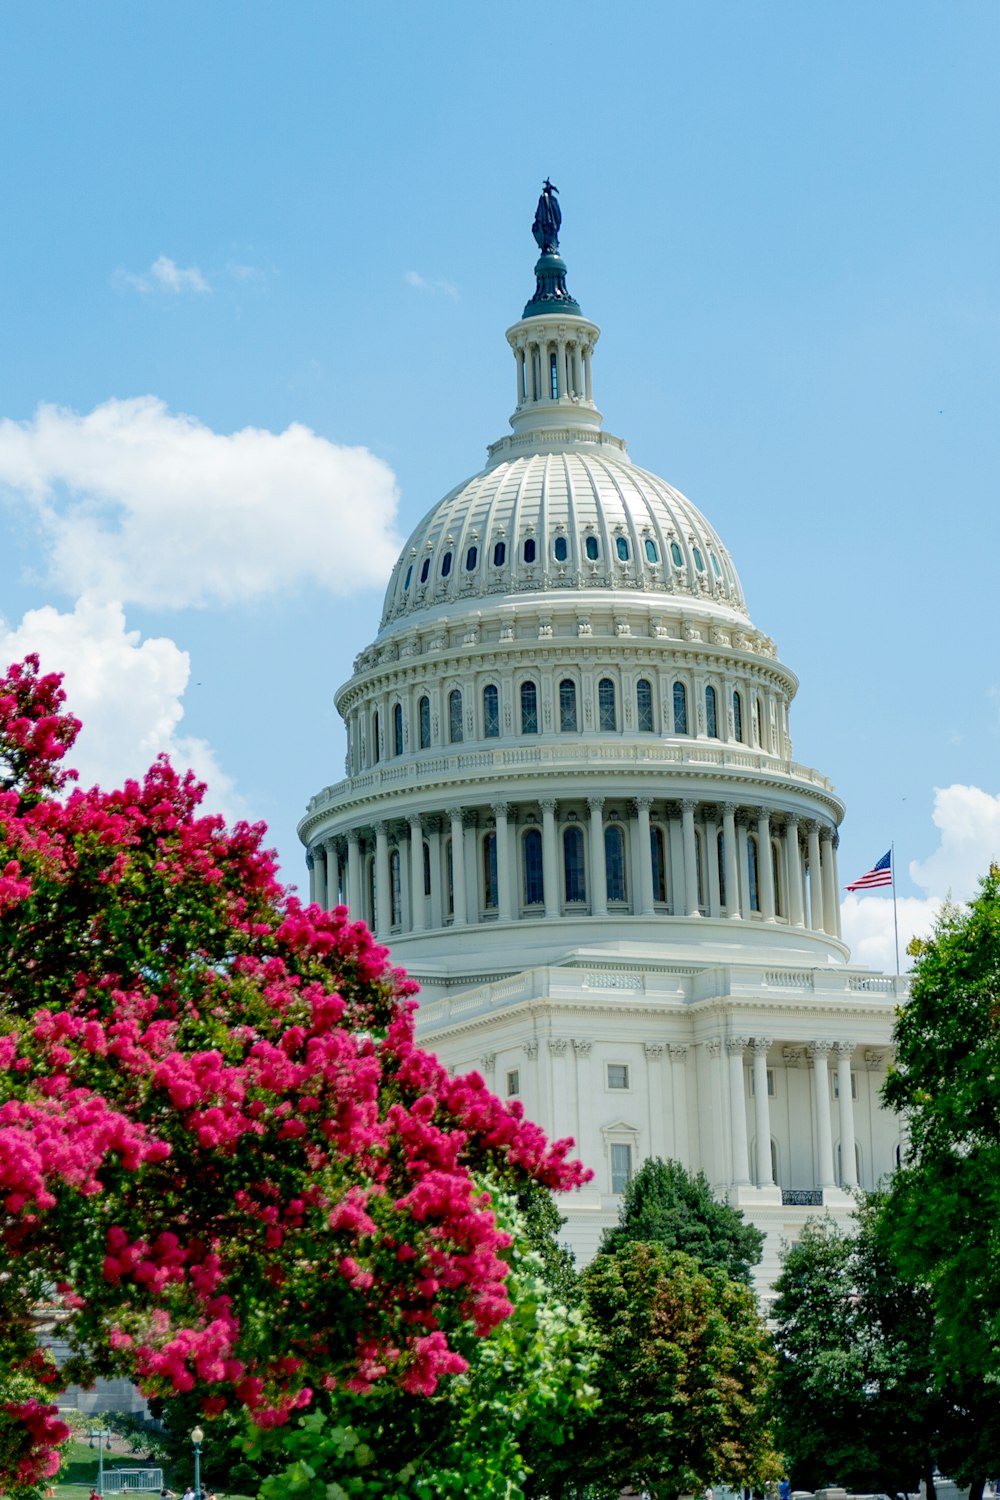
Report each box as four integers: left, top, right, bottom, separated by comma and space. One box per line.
610, 1142, 632, 1194
506, 1068, 520, 1098
607, 1063, 629, 1090
833, 1071, 858, 1099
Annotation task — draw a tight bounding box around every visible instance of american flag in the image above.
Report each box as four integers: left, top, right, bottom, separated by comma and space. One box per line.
845, 849, 893, 891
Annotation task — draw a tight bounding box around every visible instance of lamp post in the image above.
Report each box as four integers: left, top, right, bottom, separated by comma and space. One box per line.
190, 1425, 204, 1500
86, 1424, 112, 1496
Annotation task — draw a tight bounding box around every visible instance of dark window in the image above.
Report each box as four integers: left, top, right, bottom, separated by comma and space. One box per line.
554, 535, 568, 562
644, 539, 658, 563
493, 541, 506, 567
608, 1063, 629, 1090
441, 551, 452, 578
748, 833, 760, 912
465, 545, 478, 571
711, 552, 722, 578
673, 681, 688, 735
449, 689, 463, 744
404, 564, 413, 589
670, 541, 683, 567
523, 537, 536, 564
390, 849, 402, 928
520, 680, 538, 734
772, 842, 782, 917
598, 678, 617, 732
483, 684, 500, 738
418, 695, 431, 749
695, 830, 705, 907
523, 829, 544, 906
446, 838, 454, 915
549, 350, 558, 398
637, 679, 654, 732
393, 702, 403, 756
420, 557, 430, 583
585, 535, 599, 561
717, 830, 727, 909
559, 678, 578, 732
616, 536, 629, 562
611, 1142, 632, 1194
372, 710, 380, 763
564, 826, 586, 903
706, 685, 718, 738
423, 840, 431, 897
693, 546, 705, 572
483, 832, 498, 908
651, 827, 666, 903
605, 826, 626, 902
733, 691, 744, 744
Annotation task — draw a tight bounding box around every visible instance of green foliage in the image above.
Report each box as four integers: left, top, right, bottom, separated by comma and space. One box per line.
578, 1242, 779, 1500
515, 1182, 581, 1304
598, 1156, 764, 1283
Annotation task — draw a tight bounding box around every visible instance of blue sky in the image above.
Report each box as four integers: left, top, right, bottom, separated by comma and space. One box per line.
0, 1, 997, 969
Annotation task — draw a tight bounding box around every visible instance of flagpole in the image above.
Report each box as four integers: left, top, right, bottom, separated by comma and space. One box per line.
891, 841, 900, 976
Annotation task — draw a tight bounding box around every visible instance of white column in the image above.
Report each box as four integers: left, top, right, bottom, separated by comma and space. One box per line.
811, 1041, 836, 1189
408, 816, 424, 933
705, 809, 722, 917
493, 802, 513, 922
373, 822, 390, 940
751, 1038, 774, 1186
347, 832, 362, 916
680, 799, 700, 916
726, 1036, 750, 1185
516, 347, 526, 405
583, 346, 593, 402
830, 834, 843, 938
324, 838, 341, 909
428, 821, 443, 929
644, 1042, 667, 1160
756, 808, 776, 921
669, 1044, 689, 1163
785, 816, 804, 926
307, 850, 320, 905
463, 814, 478, 922
634, 797, 655, 915
835, 1041, 859, 1188
821, 830, 839, 937
448, 807, 467, 926
737, 815, 752, 918
722, 802, 741, 918
540, 798, 559, 918
808, 822, 825, 932
588, 796, 608, 917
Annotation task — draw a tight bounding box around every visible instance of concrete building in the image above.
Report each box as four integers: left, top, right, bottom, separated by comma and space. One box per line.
298, 189, 905, 1291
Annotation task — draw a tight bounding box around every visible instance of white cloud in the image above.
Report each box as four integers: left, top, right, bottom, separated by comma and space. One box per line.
116, 255, 211, 295
0, 397, 401, 609
404, 270, 459, 300
0, 597, 242, 819
841, 783, 1000, 972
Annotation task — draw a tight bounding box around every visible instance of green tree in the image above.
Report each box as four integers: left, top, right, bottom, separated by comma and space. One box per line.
578, 1242, 779, 1500
598, 1157, 763, 1283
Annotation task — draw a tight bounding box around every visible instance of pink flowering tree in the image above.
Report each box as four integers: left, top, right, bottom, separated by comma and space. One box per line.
0, 656, 589, 1496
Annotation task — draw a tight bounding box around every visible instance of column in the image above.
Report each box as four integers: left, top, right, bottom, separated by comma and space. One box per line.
751, 1038, 774, 1186
306, 850, 318, 905
821, 829, 839, 938
493, 802, 513, 922
373, 822, 390, 940
588, 797, 608, 917
347, 832, 362, 916
447, 807, 467, 926
516, 347, 526, 405
463, 812, 478, 922
811, 1041, 836, 1188
427, 819, 443, 929
726, 1036, 750, 1185
680, 800, 700, 916
756, 809, 776, 921
408, 816, 424, 933
830, 834, 843, 938
835, 1041, 858, 1188
722, 803, 741, 919
808, 823, 825, 932
583, 346, 593, 402
540, 798, 559, 918
572, 1039, 592, 1165
634, 797, 655, 915
785, 815, 804, 925
324, 838, 341, 909
737, 816, 751, 917
669, 1044, 689, 1163
705, 810, 722, 917
644, 1043, 667, 1160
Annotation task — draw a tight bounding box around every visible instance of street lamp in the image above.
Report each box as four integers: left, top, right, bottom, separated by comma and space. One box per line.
190, 1425, 204, 1500
86, 1424, 112, 1496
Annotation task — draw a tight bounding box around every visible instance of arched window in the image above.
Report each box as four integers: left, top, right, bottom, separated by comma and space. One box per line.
404, 564, 413, 589
717, 829, 727, 910
482, 832, 498, 909
644, 539, 658, 563
637, 679, 654, 732
695, 830, 705, 908
493, 541, 506, 567
598, 678, 617, 732
389, 848, 402, 928
651, 826, 667, 903
441, 551, 453, 578
705, 685, 718, 738
733, 691, 744, 744
554, 535, 568, 562
419, 557, 430, 584
747, 833, 760, 912
670, 541, 683, 567
418, 695, 431, 750
559, 678, 578, 732
563, 826, 586, 903
465, 545, 478, 571
772, 841, 782, 917
605, 826, 627, 903
693, 546, 706, 573
520, 680, 538, 734
372, 710, 381, 764
423, 840, 431, 898
366, 855, 376, 930
615, 536, 630, 562
585, 535, 599, 561
523, 829, 544, 906
523, 537, 536, 564
449, 689, 463, 744
445, 838, 454, 916
673, 681, 688, 735
483, 684, 500, 739
392, 702, 403, 757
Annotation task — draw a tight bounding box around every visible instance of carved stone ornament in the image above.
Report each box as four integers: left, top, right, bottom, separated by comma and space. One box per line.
669, 1044, 689, 1061
523, 1040, 539, 1060
572, 1039, 593, 1056
809, 1040, 834, 1059
643, 1042, 665, 1060
751, 1036, 773, 1055
864, 1050, 885, 1069
480, 1053, 496, 1074
725, 1036, 748, 1056
833, 1040, 856, 1057
548, 1037, 568, 1056
782, 1046, 804, 1067
706, 1040, 722, 1058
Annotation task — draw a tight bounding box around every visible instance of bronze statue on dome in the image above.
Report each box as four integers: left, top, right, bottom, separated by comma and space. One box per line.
532, 179, 562, 254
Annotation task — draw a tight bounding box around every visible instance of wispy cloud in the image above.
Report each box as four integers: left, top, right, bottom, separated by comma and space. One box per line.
404, 270, 459, 300
115, 255, 211, 295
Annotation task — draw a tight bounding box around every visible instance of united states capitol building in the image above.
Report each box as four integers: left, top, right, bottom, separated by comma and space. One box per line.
298, 186, 906, 1288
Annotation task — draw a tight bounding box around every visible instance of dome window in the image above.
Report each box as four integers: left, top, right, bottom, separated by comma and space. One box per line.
605, 826, 627, 903
733, 691, 744, 744
585, 536, 599, 562
483, 684, 500, 739
673, 681, 688, 736
644, 539, 658, 564
693, 547, 706, 573
449, 689, 463, 744
563, 826, 586, 904
706, 685, 719, 739
636, 679, 654, 732
372, 710, 380, 764
393, 702, 404, 757
523, 828, 544, 906
554, 535, 568, 563
418, 695, 431, 750
523, 538, 537, 564
465, 546, 478, 571
669, 541, 683, 567
711, 552, 722, 578
420, 558, 431, 584
441, 551, 453, 578
651, 827, 667, 903
559, 678, 578, 733
493, 541, 506, 567
520, 680, 538, 735
404, 564, 413, 590
615, 537, 630, 562
598, 678, 617, 732
482, 832, 498, 909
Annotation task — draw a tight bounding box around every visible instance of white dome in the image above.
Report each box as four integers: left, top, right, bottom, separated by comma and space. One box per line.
380, 436, 747, 631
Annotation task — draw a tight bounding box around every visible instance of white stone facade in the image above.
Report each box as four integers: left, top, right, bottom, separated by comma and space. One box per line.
299, 212, 903, 1294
